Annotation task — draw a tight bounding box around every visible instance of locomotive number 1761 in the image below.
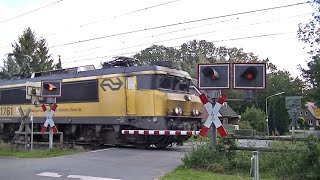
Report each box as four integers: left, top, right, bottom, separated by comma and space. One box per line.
0, 107, 13, 116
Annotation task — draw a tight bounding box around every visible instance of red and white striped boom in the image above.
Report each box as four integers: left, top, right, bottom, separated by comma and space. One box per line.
121, 130, 199, 136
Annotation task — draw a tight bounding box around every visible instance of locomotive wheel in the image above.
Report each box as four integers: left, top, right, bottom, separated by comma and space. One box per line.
154, 137, 171, 149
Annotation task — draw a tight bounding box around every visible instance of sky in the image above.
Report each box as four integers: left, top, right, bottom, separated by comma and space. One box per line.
0, 0, 315, 77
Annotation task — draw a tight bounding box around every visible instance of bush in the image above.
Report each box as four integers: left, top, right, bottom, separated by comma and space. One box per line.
182, 136, 320, 179
240, 106, 266, 132
239, 120, 252, 130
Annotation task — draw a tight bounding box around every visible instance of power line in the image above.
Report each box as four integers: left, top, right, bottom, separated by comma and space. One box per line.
145, 17, 239, 38
62, 51, 139, 64
44, 0, 182, 38
64, 12, 310, 59
80, 0, 182, 27
61, 31, 295, 64
0, 0, 64, 24
66, 17, 239, 56
50, 1, 310, 48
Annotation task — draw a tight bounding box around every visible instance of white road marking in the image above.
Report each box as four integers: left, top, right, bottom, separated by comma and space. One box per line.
67, 175, 122, 180
87, 148, 116, 153
37, 172, 62, 178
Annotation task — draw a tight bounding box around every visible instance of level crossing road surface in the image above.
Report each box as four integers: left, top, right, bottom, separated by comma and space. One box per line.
0, 145, 192, 180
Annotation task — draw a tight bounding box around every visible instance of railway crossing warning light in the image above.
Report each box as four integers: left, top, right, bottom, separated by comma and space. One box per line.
233, 63, 266, 89
198, 64, 230, 90
41, 80, 62, 97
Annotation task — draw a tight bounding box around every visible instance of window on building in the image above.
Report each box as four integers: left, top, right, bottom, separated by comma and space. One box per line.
305, 111, 308, 116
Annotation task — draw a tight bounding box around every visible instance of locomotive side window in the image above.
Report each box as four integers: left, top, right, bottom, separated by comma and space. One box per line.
137, 74, 190, 92
0, 87, 29, 105
159, 76, 173, 90
136, 75, 158, 90
159, 75, 190, 92
56, 80, 98, 103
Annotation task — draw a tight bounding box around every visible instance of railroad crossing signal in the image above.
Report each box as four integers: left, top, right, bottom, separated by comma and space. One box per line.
41, 80, 62, 97
41, 104, 58, 134
198, 93, 228, 137
198, 64, 230, 90
233, 63, 266, 89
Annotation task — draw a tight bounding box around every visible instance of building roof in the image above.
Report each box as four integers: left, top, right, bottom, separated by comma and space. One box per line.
306, 102, 320, 120
219, 103, 239, 119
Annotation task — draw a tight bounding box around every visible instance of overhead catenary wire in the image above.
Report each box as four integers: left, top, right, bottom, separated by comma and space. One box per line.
67, 17, 240, 56
61, 31, 295, 65
80, 0, 182, 27
63, 12, 311, 60
0, 0, 64, 24
44, 0, 182, 38
50, 1, 310, 48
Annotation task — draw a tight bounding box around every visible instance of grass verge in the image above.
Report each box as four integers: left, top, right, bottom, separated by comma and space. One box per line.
160, 166, 250, 180
0, 143, 85, 158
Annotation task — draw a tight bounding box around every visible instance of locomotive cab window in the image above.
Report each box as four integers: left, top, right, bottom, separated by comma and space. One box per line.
137, 74, 190, 92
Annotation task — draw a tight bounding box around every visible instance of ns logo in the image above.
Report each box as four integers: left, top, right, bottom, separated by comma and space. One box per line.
100, 78, 123, 91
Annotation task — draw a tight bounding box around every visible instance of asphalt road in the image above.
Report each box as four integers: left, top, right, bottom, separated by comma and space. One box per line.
0, 145, 191, 180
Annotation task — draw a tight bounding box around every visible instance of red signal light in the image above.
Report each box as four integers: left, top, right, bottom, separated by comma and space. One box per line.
246, 73, 253, 80
44, 83, 57, 91
241, 67, 257, 80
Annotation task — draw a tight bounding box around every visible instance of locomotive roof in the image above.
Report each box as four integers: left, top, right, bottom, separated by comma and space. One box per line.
0, 65, 191, 86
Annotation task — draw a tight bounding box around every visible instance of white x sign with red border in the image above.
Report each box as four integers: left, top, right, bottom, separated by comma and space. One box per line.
198, 93, 228, 137
41, 104, 58, 134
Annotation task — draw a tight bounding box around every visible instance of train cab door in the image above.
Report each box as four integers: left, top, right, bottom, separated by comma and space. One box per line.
126, 76, 136, 115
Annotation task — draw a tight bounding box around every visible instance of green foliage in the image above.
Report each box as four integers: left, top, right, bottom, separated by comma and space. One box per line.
298, 117, 309, 129
133, 45, 180, 65
2, 27, 58, 79
182, 136, 320, 179
134, 39, 263, 79
268, 97, 290, 135
300, 56, 320, 103
239, 120, 253, 129
240, 106, 265, 132
0, 56, 20, 79
160, 166, 250, 180
0, 143, 85, 158
298, 1, 320, 103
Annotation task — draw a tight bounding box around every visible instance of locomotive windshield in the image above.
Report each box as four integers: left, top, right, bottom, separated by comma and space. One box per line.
137, 74, 190, 92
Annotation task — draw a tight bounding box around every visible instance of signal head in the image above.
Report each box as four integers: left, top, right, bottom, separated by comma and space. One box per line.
198, 64, 230, 90
41, 80, 62, 97
233, 63, 266, 89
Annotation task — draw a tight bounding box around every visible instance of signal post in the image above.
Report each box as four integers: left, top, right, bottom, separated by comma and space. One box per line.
197, 63, 266, 150
40, 80, 62, 149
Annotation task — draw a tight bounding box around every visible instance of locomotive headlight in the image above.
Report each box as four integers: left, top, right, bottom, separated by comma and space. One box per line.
192, 108, 200, 117
172, 107, 183, 116
178, 107, 183, 116
152, 117, 158, 123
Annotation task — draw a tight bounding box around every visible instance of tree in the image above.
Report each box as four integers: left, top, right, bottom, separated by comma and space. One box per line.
134, 39, 263, 78
240, 106, 265, 132
268, 97, 290, 135
0, 56, 20, 79
134, 45, 179, 65
3, 27, 57, 79
239, 120, 253, 129
298, 1, 320, 104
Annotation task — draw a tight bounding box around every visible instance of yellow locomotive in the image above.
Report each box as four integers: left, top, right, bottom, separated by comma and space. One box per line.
0, 57, 202, 148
